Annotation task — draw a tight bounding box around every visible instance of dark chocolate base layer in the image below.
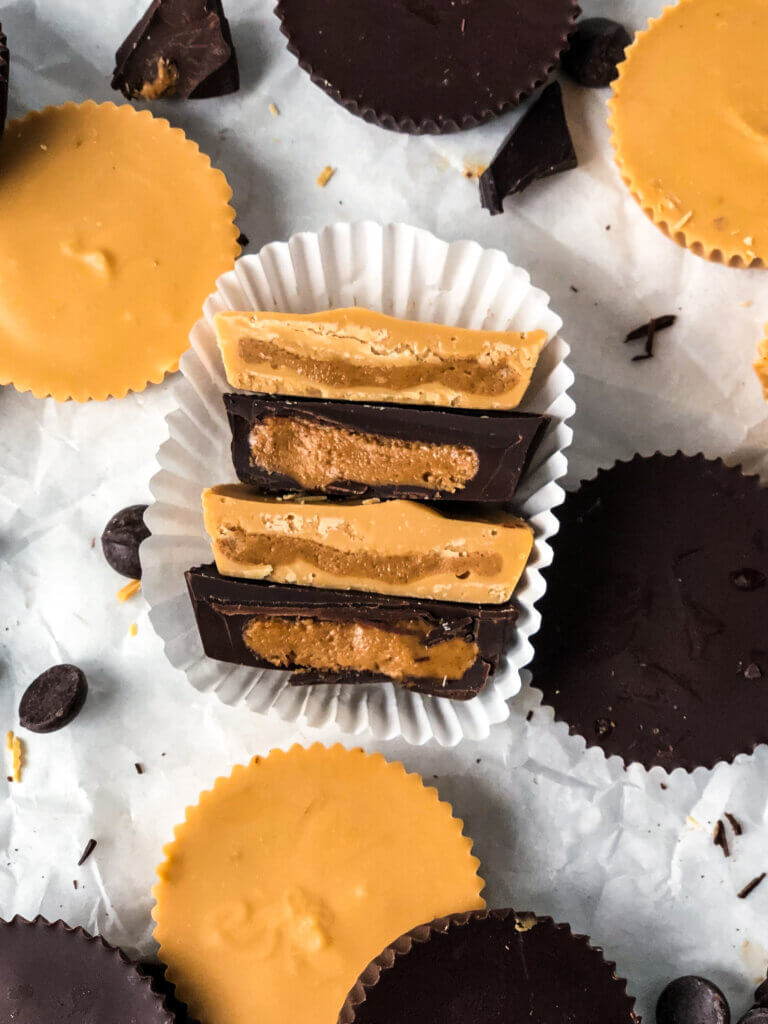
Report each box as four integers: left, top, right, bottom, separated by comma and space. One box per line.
224, 393, 548, 502
530, 453, 768, 771
185, 564, 518, 700
274, 0, 580, 133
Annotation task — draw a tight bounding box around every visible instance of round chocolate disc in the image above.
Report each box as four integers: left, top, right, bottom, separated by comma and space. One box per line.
530, 454, 768, 771
275, 0, 579, 132
19, 664, 88, 734
101, 504, 150, 579
656, 976, 730, 1024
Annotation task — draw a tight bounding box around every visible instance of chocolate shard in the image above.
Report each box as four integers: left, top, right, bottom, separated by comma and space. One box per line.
185, 564, 518, 700
0, 24, 7, 138
480, 82, 577, 215
224, 393, 549, 503
561, 17, 632, 88
111, 0, 239, 101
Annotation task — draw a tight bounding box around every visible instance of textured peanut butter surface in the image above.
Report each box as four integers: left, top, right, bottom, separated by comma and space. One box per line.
0, 101, 238, 400
153, 744, 485, 1024
756, 336, 768, 402
202, 485, 533, 603
242, 616, 478, 680
250, 415, 479, 491
610, 0, 768, 266
215, 307, 546, 409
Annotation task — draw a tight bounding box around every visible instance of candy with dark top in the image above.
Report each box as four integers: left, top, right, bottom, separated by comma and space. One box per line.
480, 83, 577, 215
274, 0, 578, 133
185, 564, 518, 700
0, 916, 176, 1023
112, 0, 238, 101
0, 24, 8, 138
19, 665, 88, 733
101, 504, 150, 579
224, 393, 549, 502
561, 18, 632, 88
344, 909, 638, 1024
656, 976, 730, 1024
530, 454, 768, 771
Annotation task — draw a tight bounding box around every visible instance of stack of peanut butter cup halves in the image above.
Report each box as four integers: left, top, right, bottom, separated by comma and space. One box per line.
185, 304, 551, 700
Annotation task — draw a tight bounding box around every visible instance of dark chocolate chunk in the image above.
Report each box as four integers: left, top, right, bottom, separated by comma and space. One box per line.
112, 0, 238, 101
657, 977, 730, 1024
19, 665, 88, 734
730, 569, 766, 592
185, 564, 518, 700
738, 873, 766, 900
754, 978, 768, 1008
346, 910, 638, 1024
101, 504, 150, 579
530, 454, 768, 771
224, 393, 549, 503
561, 17, 632, 88
275, 0, 579, 133
713, 820, 730, 858
0, 25, 8, 139
480, 83, 577, 214
77, 838, 98, 866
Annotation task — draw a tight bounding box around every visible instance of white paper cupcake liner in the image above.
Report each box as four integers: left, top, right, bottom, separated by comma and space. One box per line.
142, 221, 574, 746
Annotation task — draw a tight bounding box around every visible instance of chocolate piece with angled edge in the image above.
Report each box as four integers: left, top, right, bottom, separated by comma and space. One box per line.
561, 18, 632, 88
19, 665, 88, 734
0, 25, 8, 138
656, 976, 730, 1024
112, 0, 238, 101
101, 505, 150, 580
185, 564, 518, 700
530, 453, 768, 771
224, 393, 549, 502
480, 83, 577, 215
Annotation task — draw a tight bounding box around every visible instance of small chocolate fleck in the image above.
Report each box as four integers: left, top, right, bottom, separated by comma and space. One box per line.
725, 812, 743, 836
77, 838, 97, 867
135, 762, 144, 774
730, 568, 766, 592
237, 231, 249, 248
738, 872, 766, 899
625, 314, 677, 341
745, 663, 763, 680
713, 819, 730, 857
73, 880, 78, 890
595, 718, 613, 738
6, 776, 12, 783
526, 710, 534, 721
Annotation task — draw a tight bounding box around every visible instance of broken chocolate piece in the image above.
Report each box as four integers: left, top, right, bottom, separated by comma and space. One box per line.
101, 505, 150, 580
0, 25, 8, 139
224, 393, 548, 502
112, 0, 239, 101
657, 977, 730, 1024
738, 873, 766, 900
185, 564, 518, 700
725, 812, 743, 836
77, 838, 97, 866
561, 18, 632, 88
480, 83, 577, 215
625, 314, 676, 362
19, 665, 88, 734
713, 819, 730, 857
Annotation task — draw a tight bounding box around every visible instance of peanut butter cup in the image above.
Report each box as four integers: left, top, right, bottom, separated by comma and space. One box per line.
274, 0, 579, 133
530, 453, 768, 771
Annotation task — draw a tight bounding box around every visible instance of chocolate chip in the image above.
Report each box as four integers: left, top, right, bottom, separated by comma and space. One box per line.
101, 504, 150, 579
561, 17, 632, 88
730, 569, 766, 591
754, 978, 768, 1007
745, 663, 763, 680
77, 838, 97, 867
656, 976, 731, 1024
19, 665, 88, 734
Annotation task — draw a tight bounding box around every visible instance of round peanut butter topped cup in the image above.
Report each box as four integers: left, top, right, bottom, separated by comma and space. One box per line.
610, 0, 768, 267
0, 101, 238, 401
153, 744, 484, 1024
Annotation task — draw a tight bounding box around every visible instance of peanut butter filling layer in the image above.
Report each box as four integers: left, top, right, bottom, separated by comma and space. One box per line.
215, 307, 546, 410
250, 415, 479, 492
202, 486, 533, 603
242, 617, 478, 681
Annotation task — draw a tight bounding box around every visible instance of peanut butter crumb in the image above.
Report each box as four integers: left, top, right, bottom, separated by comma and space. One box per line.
138, 57, 179, 100
129, 622, 138, 637
754, 335, 768, 403
117, 579, 141, 602
316, 165, 336, 188
6, 731, 23, 783
463, 161, 488, 179
672, 211, 693, 232
269, 102, 280, 117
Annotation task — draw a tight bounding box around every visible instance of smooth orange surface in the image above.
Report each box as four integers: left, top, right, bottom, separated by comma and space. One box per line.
153, 744, 484, 1024
610, 0, 768, 267
0, 102, 239, 400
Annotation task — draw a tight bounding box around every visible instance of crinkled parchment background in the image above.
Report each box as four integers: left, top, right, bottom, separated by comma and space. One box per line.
2, 0, 768, 1019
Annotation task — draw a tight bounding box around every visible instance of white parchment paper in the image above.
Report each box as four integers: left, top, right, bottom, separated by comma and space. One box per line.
1, 0, 768, 1019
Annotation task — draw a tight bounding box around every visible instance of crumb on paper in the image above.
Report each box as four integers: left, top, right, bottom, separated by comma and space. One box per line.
6, 731, 23, 783
713, 819, 730, 858
135, 762, 144, 775
77, 838, 97, 867
129, 622, 138, 637
269, 102, 280, 117
117, 579, 141, 602
740, 299, 753, 308
738, 873, 767, 900
316, 165, 336, 188
686, 815, 702, 829
725, 812, 744, 836
462, 161, 487, 179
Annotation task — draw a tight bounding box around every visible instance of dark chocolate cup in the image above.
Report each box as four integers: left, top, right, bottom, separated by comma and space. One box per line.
340, 909, 638, 1023
528, 451, 768, 774
0, 916, 180, 1022
0, 23, 8, 138
273, 0, 581, 134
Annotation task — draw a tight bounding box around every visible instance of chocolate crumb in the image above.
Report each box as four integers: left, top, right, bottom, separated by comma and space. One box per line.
713, 819, 730, 857
729, 568, 766, 591
745, 663, 763, 680
570, 285, 579, 293
73, 880, 78, 890
77, 838, 97, 867
526, 710, 534, 721
236, 231, 249, 248
135, 762, 144, 774
725, 812, 743, 836
661, 782, 668, 790
738, 872, 766, 899
625, 314, 677, 363
6, 776, 12, 783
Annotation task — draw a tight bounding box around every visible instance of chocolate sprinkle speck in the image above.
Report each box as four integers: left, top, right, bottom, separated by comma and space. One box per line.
713, 819, 730, 857
135, 762, 144, 774
73, 880, 78, 890
526, 710, 534, 721
725, 812, 743, 836
237, 231, 249, 247
730, 568, 766, 591
738, 872, 766, 899
77, 838, 97, 867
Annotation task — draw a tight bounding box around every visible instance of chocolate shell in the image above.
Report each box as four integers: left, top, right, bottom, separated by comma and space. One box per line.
274, 0, 580, 133
340, 909, 638, 1023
